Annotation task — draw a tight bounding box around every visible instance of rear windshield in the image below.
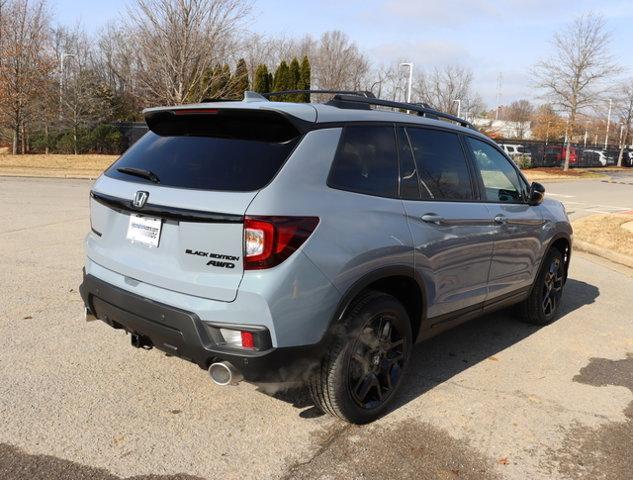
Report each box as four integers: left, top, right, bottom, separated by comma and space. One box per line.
106, 110, 301, 191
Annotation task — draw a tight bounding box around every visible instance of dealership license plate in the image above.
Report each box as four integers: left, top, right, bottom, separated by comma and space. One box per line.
126, 214, 162, 248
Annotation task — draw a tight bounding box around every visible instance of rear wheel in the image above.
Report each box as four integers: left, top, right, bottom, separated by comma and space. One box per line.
309, 291, 412, 424
518, 248, 566, 325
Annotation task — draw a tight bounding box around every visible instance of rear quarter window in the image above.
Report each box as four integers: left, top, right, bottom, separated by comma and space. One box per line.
106, 110, 301, 192
328, 125, 398, 198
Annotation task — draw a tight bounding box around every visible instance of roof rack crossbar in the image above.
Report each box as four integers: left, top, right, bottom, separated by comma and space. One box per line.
262, 89, 375, 99
330, 94, 475, 129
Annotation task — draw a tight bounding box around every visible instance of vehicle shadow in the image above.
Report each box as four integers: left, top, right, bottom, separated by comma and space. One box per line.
266, 277, 599, 419
393, 277, 599, 412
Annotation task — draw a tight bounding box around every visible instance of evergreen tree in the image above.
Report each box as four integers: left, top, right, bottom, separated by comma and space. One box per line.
253, 64, 270, 93
231, 58, 249, 99
273, 61, 290, 101
267, 72, 274, 92
219, 64, 232, 98
288, 57, 301, 102
299, 56, 311, 103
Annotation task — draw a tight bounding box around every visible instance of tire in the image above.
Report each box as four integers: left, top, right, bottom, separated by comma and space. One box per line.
309, 291, 412, 424
518, 248, 566, 325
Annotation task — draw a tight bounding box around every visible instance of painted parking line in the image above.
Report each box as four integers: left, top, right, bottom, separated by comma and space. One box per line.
547, 193, 576, 198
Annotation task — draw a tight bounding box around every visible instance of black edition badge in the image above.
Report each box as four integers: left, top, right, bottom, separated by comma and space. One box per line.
185, 249, 240, 269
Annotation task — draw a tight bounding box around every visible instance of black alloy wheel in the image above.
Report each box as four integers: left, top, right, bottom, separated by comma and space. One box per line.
347, 313, 406, 410
542, 256, 564, 319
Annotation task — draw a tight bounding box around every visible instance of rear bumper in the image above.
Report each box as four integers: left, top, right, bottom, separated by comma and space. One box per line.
79, 272, 325, 383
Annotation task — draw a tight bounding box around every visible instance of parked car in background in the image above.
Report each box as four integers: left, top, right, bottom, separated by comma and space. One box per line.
544, 145, 577, 167
499, 143, 532, 160
582, 149, 608, 167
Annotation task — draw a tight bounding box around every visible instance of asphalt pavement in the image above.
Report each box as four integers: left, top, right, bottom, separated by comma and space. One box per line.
542, 169, 633, 220
1, 176, 632, 480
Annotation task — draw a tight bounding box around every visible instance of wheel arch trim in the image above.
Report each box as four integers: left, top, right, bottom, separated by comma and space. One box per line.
327, 265, 428, 339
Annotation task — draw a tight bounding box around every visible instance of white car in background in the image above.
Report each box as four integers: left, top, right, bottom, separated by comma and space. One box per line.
499, 143, 532, 160
582, 149, 608, 166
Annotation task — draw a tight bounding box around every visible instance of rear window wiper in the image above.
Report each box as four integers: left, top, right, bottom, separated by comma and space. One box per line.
117, 167, 160, 184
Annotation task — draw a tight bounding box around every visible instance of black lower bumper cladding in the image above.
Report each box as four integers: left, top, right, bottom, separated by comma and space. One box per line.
79, 272, 322, 383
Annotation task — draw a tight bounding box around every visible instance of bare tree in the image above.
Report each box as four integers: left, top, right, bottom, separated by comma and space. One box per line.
615, 79, 633, 166
366, 63, 407, 100
0, 0, 54, 154
56, 26, 114, 154
506, 99, 534, 138
312, 31, 369, 92
534, 13, 620, 170
94, 22, 144, 119
126, 0, 251, 105
414, 65, 475, 116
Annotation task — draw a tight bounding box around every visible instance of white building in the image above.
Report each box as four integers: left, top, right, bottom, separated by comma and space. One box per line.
472, 118, 533, 140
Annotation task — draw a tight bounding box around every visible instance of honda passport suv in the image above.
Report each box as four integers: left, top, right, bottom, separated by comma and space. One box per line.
80, 91, 572, 424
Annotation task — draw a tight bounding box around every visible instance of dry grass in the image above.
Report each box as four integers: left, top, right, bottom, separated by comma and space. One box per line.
573, 214, 633, 257
522, 167, 606, 183
0, 154, 117, 178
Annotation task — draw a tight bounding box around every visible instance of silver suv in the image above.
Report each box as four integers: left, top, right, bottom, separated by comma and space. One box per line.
79, 91, 572, 424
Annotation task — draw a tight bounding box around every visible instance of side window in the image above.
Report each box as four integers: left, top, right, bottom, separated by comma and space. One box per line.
466, 137, 526, 203
329, 126, 398, 197
397, 128, 419, 200
405, 127, 474, 201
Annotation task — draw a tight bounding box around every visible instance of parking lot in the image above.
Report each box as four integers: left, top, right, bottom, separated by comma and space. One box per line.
1, 176, 632, 480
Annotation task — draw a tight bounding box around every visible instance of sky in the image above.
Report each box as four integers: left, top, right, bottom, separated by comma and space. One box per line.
52, 0, 633, 107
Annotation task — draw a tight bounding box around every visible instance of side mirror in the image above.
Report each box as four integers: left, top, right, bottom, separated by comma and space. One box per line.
528, 182, 545, 206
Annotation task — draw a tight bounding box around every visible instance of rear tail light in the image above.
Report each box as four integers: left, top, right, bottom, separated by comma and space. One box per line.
243, 216, 319, 270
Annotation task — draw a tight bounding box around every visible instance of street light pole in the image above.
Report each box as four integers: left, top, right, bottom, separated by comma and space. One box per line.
59, 52, 76, 120
604, 98, 612, 151
399, 62, 413, 104
453, 99, 461, 118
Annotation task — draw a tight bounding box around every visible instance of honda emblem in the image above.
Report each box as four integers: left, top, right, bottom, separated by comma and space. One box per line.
132, 191, 149, 208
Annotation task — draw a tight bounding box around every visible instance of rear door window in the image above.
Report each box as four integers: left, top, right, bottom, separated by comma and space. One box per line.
405, 127, 474, 201
328, 125, 398, 197
106, 110, 301, 191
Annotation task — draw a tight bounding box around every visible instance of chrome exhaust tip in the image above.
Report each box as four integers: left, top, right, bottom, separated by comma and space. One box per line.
208, 361, 243, 386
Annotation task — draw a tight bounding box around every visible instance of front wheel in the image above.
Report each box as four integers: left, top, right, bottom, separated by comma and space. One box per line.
518, 248, 566, 325
309, 291, 412, 424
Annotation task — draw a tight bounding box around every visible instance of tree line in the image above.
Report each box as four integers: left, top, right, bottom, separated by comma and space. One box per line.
0, 0, 632, 167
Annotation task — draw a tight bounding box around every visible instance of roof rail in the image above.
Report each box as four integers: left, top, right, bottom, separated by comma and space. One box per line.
262, 89, 375, 99
328, 94, 476, 130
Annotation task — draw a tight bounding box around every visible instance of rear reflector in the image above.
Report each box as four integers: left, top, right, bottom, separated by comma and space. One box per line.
243, 216, 319, 270
240, 331, 255, 349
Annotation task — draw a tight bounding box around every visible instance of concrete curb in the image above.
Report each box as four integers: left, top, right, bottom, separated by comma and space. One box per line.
574, 239, 633, 270
0, 173, 97, 180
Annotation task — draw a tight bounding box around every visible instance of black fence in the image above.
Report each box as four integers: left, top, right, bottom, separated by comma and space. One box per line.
496, 138, 632, 168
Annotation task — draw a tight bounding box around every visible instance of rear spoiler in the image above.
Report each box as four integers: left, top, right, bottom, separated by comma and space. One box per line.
143, 108, 312, 141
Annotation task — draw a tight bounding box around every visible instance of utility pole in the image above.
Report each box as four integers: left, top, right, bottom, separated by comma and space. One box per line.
584, 120, 590, 148
495, 72, 502, 120
604, 98, 612, 151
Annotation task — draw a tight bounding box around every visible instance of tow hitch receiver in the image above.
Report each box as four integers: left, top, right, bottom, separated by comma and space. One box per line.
130, 333, 153, 350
